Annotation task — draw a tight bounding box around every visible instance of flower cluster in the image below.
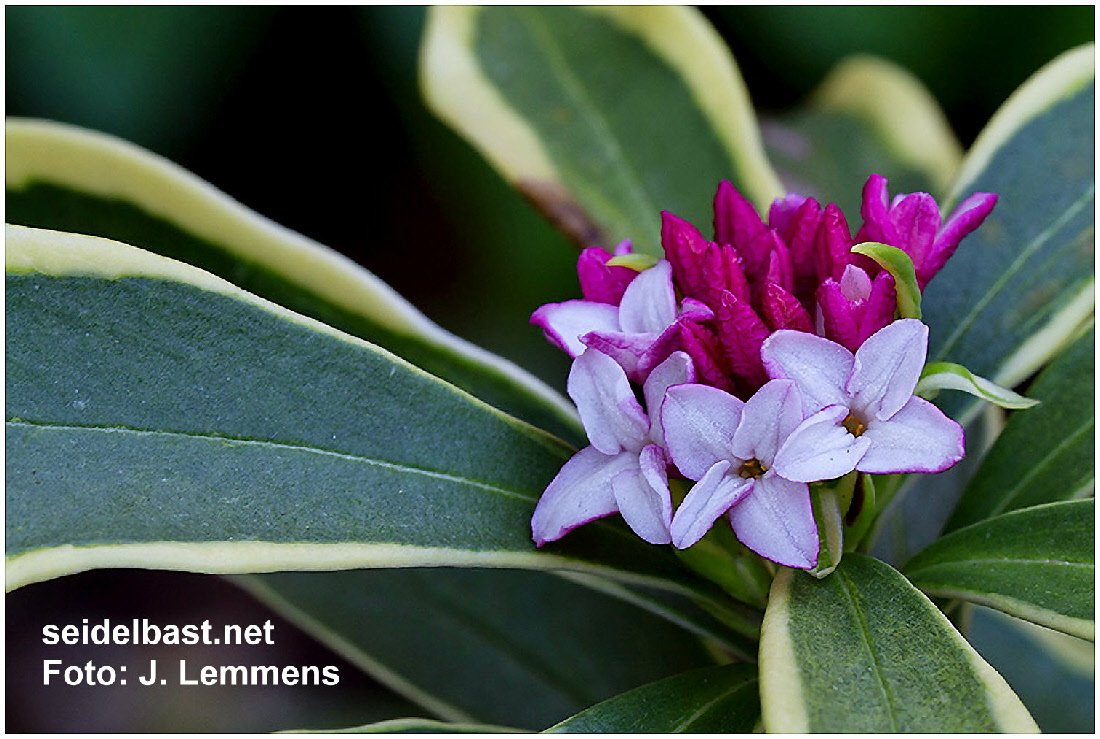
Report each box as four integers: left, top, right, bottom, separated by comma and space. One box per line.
530, 175, 994, 569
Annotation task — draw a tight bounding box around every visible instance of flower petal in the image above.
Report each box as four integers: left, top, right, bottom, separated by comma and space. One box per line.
613, 444, 673, 545
643, 351, 696, 448
731, 379, 805, 466
927, 191, 997, 287
580, 330, 658, 382
531, 447, 634, 546
855, 271, 897, 347
567, 348, 648, 455
676, 322, 737, 394
815, 278, 861, 353
577, 246, 637, 305
772, 405, 871, 483
847, 318, 928, 420
728, 473, 818, 569
661, 384, 744, 480
815, 202, 854, 283
531, 300, 620, 357
714, 179, 768, 252
887, 192, 940, 276
858, 396, 965, 474
760, 330, 853, 414
670, 460, 750, 549
715, 290, 771, 393
618, 260, 677, 334
661, 211, 711, 301
762, 281, 813, 333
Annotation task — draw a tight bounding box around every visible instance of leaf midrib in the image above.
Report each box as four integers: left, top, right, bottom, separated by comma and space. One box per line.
6, 419, 536, 503
672, 676, 758, 733
983, 418, 1095, 519
838, 568, 901, 732
910, 556, 1093, 571
515, 7, 658, 233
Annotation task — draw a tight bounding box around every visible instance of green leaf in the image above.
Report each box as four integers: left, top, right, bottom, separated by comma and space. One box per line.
283, 718, 523, 733
904, 500, 1094, 640
916, 361, 1040, 409
850, 241, 922, 319
923, 44, 1095, 425
3, 225, 730, 614
868, 45, 1094, 564
946, 325, 1094, 530
764, 55, 961, 211
544, 663, 759, 733
239, 568, 731, 730
5, 118, 583, 445
967, 606, 1095, 733
420, 6, 783, 255
758, 553, 1038, 732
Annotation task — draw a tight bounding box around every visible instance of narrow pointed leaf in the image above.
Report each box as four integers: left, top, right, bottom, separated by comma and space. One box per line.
923, 45, 1095, 425
4, 226, 733, 612
764, 55, 960, 210
759, 553, 1038, 733
5, 118, 582, 443
238, 569, 727, 730
545, 664, 759, 733
916, 361, 1039, 409
904, 500, 1094, 641
420, 6, 782, 255
946, 325, 1094, 530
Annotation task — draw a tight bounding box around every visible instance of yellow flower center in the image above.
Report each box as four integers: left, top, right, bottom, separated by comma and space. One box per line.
738, 458, 767, 479
842, 412, 868, 437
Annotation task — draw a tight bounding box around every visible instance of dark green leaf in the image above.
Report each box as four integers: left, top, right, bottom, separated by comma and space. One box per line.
545, 663, 759, 733
5, 227, 727, 613
6, 119, 584, 445
923, 47, 1094, 423
422, 6, 782, 255
946, 326, 1094, 531
241, 568, 730, 730
759, 553, 1037, 732
967, 606, 1095, 734
905, 500, 1094, 640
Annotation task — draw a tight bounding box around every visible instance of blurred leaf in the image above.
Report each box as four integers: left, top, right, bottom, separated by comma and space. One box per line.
6, 6, 271, 155
545, 663, 759, 733
241, 568, 732, 730
708, 7, 1094, 144
286, 718, 522, 733
967, 606, 1095, 733
946, 325, 1094, 531
5, 226, 731, 612
904, 500, 1094, 640
758, 554, 1037, 732
924, 45, 1095, 425
420, 6, 782, 255
5, 119, 583, 445
764, 55, 960, 210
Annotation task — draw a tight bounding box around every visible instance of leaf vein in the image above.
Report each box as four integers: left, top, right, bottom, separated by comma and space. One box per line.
6, 419, 536, 503
672, 678, 758, 733
839, 569, 901, 731
934, 184, 1095, 361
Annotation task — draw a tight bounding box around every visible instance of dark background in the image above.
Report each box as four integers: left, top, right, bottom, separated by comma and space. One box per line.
6, 6, 1094, 732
